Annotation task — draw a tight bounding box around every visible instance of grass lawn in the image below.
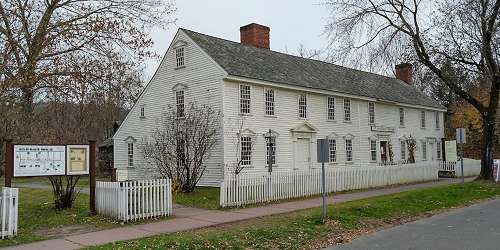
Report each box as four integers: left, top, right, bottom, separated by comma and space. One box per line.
90, 181, 500, 250
172, 187, 220, 210
0, 188, 119, 248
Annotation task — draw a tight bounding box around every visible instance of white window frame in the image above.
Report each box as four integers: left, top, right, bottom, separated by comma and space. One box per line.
345, 139, 353, 162
435, 111, 440, 129
265, 136, 276, 165
239, 84, 251, 114
327, 96, 335, 121
241, 136, 253, 166
264, 88, 275, 116
176, 90, 185, 118
370, 139, 377, 162
344, 98, 351, 122
298, 93, 307, 119
368, 102, 375, 124
127, 143, 134, 167
175, 47, 185, 68
422, 141, 427, 160
399, 107, 405, 127
421, 110, 426, 128
140, 105, 145, 118
329, 139, 337, 163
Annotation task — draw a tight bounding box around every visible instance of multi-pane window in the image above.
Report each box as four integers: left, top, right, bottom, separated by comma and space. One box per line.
127, 143, 134, 167
175, 47, 185, 68
176, 90, 185, 118
399, 108, 405, 126
298, 94, 307, 118
421, 111, 426, 128
437, 141, 441, 160
344, 99, 351, 121
422, 141, 427, 160
435, 111, 440, 129
241, 136, 252, 166
265, 136, 276, 165
327, 97, 335, 120
368, 102, 375, 124
370, 140, 377, 161
329, 139, 337, 163
265, 88, 275, 116
345, 139, 353, 162
240, 85, 251, 114
176, 139, 186, 167
140, 105, 145, 118
400, 141, 406, 161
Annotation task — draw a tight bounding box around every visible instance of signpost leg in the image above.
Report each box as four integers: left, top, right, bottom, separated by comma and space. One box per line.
4, 140, 13, 188
322, 161, 326, 223
461, 142, 464, 184
89, 140, 97, 215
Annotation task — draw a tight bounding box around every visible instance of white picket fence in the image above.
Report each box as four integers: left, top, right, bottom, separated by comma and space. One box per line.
0, 188, 18, 239
220, 162, 438, 207
96, 179, 173, 222
437, 158, 481, 177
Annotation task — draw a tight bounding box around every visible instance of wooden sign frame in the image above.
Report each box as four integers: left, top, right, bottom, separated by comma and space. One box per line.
4, 140, 97, 215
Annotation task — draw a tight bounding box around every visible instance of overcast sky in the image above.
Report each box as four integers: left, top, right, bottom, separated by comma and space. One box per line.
144, 0, 331, 77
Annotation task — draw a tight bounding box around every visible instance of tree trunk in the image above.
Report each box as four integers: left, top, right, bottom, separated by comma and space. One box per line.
20, 87, 34, 140
479, 114, 495, 180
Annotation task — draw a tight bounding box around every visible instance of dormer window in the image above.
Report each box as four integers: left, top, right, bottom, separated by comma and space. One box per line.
175, 47, 185, 68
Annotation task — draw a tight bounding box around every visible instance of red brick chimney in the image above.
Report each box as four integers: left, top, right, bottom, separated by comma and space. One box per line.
240, 23, 270, 49
395, 63, 413, 85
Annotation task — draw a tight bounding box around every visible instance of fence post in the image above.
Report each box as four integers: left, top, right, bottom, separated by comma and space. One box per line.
4, 140, 13, 188
89, 140, 97, 215
220, 181, 225, 208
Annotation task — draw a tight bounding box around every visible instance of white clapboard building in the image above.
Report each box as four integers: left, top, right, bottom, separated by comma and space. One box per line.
113, 23, 446, 186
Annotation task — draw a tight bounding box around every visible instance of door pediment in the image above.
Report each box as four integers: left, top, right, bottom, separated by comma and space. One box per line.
290, 122, 318, 134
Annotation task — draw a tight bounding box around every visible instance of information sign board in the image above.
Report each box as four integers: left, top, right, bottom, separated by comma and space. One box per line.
13, 145, 66, 177
66, 145, 90, 175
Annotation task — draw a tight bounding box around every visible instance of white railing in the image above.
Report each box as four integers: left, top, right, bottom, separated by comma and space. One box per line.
0, 188, 18, 239
220, 162, 438, 207
438, 158, 481, 177
96, 179, 173, 222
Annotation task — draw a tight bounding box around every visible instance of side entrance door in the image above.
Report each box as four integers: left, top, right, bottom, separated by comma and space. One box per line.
295, 138, 310, 169
380, 141, 388, 163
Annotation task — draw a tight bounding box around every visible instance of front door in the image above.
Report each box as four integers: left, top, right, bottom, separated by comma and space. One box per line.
380, 141, 388, 163
295, 138, 310, 169
429, 142, 435, 161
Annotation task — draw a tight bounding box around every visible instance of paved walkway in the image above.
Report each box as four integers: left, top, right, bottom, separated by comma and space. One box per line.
6, 178, 473, 250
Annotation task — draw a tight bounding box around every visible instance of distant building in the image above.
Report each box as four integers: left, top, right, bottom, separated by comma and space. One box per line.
98, 121, 121, 177
113, 23, 445, 186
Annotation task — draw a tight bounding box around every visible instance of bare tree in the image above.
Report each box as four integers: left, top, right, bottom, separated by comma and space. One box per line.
143, 103, 222, 193
0, 0, 176, 139
325, 0, 500, 179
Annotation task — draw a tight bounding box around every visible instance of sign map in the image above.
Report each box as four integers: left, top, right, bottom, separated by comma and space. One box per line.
13, 145, 66, 177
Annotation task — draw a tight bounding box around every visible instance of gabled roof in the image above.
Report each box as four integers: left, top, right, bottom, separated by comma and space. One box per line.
181, 29, 445, 110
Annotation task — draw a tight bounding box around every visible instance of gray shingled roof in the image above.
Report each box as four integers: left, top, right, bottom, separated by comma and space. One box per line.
182, 29, 445, 109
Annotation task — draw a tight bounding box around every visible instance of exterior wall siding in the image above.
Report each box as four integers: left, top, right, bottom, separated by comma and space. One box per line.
222, 80, 445, 175
113, 30, 226, 186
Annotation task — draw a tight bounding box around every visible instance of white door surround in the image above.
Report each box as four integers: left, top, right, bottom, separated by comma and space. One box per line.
291, 122, 317, 170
